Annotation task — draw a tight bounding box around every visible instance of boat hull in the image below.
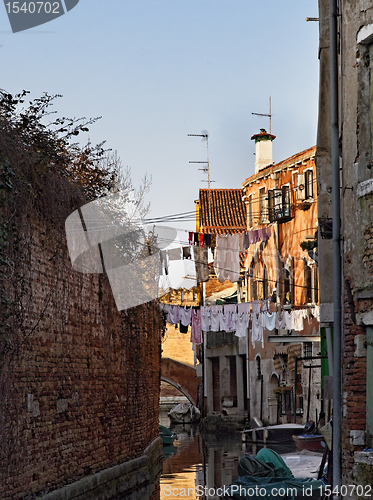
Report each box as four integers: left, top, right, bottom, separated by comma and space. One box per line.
292, 434, 325, 452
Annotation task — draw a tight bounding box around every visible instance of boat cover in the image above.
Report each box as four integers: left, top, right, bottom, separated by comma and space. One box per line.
237, 449, 293, 479
256, 449, 294, 478
222, 476, 324, 500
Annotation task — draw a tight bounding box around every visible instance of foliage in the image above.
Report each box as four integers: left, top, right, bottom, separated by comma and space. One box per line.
0, 89, 151, 359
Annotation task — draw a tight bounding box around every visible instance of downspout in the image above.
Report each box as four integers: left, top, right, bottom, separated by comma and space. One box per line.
329, 0, 342, 491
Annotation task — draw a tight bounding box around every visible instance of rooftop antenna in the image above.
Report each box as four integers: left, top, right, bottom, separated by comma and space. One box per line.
188, 131, 215, 226
252, 96, 272, 133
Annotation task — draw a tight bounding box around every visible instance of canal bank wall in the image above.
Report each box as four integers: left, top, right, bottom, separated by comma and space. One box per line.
38, 437, 163, 500
0, 158, 164, 499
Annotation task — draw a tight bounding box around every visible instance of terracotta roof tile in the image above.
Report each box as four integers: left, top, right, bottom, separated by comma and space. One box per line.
198, 188, 246, 234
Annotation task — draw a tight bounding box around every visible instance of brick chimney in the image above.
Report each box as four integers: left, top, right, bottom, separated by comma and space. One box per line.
251, 129, 276, 173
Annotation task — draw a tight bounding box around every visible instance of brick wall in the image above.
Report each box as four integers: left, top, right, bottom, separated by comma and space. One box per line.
0, 208, 162, 498
341, 292, 371, 473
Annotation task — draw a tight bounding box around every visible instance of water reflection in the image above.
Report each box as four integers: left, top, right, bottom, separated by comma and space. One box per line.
116, 411, 320, 500
158, 413, 244, 500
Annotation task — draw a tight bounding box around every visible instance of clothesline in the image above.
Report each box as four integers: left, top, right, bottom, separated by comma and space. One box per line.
159, 302, 320, 347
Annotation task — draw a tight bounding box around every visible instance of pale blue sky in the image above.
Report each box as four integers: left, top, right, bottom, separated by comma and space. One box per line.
1, 1, 319, 230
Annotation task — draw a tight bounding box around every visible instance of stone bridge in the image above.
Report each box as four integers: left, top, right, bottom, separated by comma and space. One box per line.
161, 358, 200, 406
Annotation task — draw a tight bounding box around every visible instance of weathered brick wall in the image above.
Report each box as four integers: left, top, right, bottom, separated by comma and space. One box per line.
342, 296, 367, 472
0, 216, 162, 498
341, 292, 372, 476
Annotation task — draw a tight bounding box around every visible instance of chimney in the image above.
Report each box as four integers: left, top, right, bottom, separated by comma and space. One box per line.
251, 129, 276, 173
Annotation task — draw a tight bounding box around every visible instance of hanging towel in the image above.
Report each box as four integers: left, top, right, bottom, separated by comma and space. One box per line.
188, 232, 193, 246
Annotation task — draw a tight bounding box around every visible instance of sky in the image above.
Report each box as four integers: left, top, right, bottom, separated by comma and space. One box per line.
0, 0, 320, 232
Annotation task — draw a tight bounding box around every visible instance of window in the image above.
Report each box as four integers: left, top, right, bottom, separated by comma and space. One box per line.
296, 170, 314, 200
256, 355, 262, 380
263, 264, 268, 299
305, 170, 314, 199
259, 187, 268, 223
248, 194, 253, 228
304, 259, 313, 303
304, 342, 313, 358
268, 186, 292, 222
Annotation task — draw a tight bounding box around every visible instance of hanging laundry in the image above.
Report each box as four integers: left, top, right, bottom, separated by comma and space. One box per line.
264, 312, 276, 331
200, 305, 211, 331
275, 310, 286, 330
220, 310, 231, 332
243, 232, 250, 249
193, 232, 199, 245
179, 321, 188, 333
203, 233, 211, 247
260, 298, 270, 313
223, 304, 237, 332
210, 305, 223, 332
160, 250, 169, 275
198, 233, 204, 247
263, 227, 271, 241
179, 306, 192, 326
188, 232, 193, 246
210, 234, 216, 248
168, 247, 182, 261
252, 300, 261, 314
183, 247, 192, 260
235, 312, 249, 338
167, 304, 180, 325
214, 234, 240, 283
194, 245, 209, 283
252, 313, 264, 347
283, 310, 293, 330
191, 309, 202, 344
238, 302, 251, 314
292, 309, 306, 331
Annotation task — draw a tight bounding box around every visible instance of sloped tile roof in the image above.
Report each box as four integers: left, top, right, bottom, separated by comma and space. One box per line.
198, 188, 246, 234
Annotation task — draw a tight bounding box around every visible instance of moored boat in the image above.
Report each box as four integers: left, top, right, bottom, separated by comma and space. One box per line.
292, 433, 325, 452
242, 423, 305, 445
168, 402, 200, 424
159, 424, 177, 445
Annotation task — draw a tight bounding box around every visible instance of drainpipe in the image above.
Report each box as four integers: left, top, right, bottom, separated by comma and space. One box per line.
329, 0, 342, 491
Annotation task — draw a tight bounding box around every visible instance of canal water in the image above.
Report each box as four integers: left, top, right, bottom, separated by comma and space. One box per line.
158, 409, 244, 500
114, 409, 324, 500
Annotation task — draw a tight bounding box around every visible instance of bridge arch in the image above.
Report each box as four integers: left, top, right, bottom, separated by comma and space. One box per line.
161, 358, 200, 407
161, 376, 196, 406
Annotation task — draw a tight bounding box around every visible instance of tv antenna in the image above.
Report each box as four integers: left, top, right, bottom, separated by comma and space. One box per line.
188, 130, 215, 226
252, 96, 272, 133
